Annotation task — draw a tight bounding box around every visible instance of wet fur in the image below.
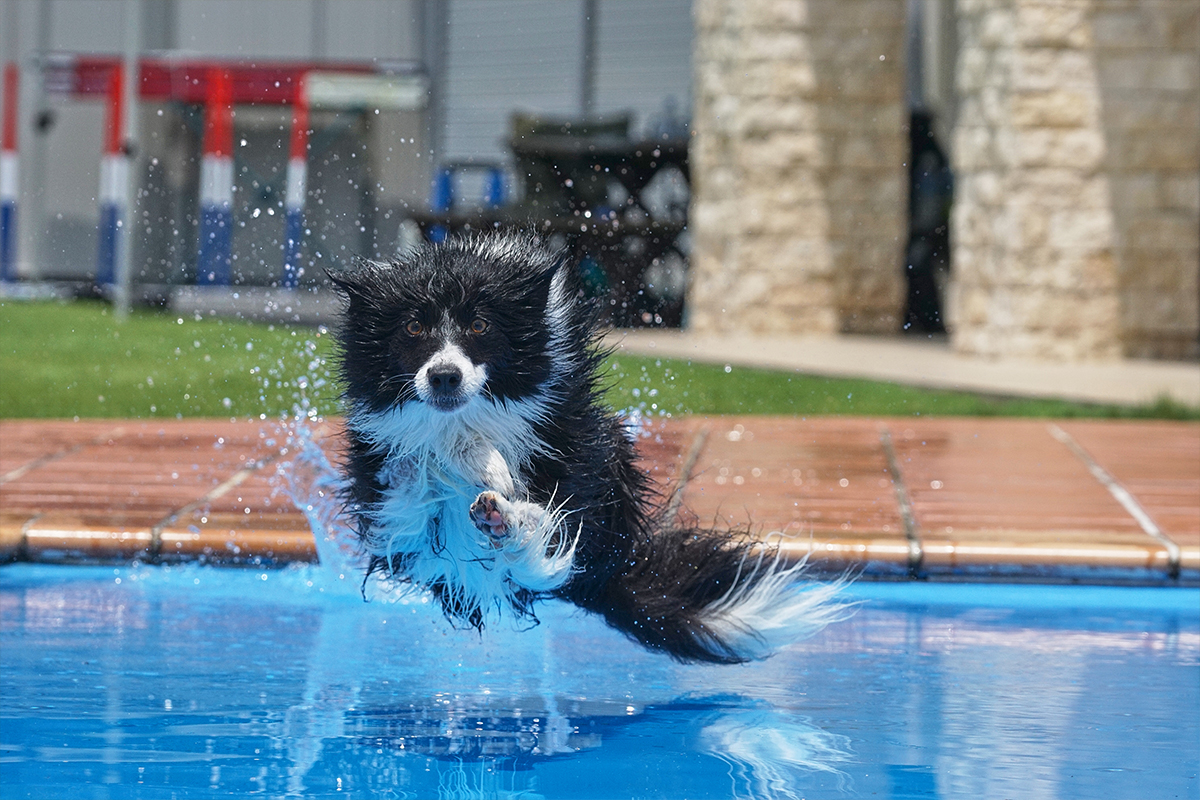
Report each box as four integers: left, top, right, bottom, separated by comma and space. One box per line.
331, 233, 847, 664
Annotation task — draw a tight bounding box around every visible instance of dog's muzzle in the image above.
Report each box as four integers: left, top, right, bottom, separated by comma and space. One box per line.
415, 343, 486, 412
426, 365, 463, 407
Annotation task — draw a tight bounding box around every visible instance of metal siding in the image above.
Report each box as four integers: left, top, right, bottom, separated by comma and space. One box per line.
595, 0, 693, 134
443, 0, 693, 165
444, 0, 584, 163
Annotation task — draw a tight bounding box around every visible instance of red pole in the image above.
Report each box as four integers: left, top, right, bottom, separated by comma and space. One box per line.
203, 67, 233, 159
1, 63, 16, 154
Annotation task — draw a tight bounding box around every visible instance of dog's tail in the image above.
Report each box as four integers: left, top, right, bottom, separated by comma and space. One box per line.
587, 527, 854, 664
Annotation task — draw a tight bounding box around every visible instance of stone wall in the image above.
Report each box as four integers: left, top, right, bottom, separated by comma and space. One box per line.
950, 0, 1199, 360
688, 0, 909, 334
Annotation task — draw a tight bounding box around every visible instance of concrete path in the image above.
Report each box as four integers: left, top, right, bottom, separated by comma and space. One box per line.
609, 329, 1200, 407
2, 417, 1196, 584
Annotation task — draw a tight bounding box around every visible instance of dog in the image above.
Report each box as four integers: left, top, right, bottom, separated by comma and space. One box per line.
329, 232, 847, 664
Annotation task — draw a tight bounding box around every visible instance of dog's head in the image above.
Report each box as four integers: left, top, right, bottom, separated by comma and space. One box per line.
331, 234, 578, 415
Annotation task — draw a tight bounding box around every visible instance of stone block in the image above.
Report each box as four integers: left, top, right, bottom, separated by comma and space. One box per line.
817, 100, 906, 133
1098, 53, 1198, 93
977, 7, 1017, 48
738, 132, 828, 170
739, 0, 812, 30
1162, 2, 1200, 51
953, 125, 1002, 170
1010, 89, 1097, 128
1120, 212, 1200, 250
1107, 172, 1161, 211
1011, 170, 1111, 209
825, 172, 904, 205
1015, 0, 1092, 49
1117, 248, 1200, 291
806, 0, 906, 30
1159, 174, 1200, 212
1047, 207, 1118, 251
1091, 9, 1160, 50
1098, 95, 1198, 133
1013, 128, 1106, 170
736, 98, 820, 137
1120, 288, 1200, 332
740, 60, 821, 98
740, 197, 831, 237
956, 46, 1008, 94
744, 29, 814, 60
831, 133, 905, 169
1013, 48, 1097, 91
1115, 131, 1200, 171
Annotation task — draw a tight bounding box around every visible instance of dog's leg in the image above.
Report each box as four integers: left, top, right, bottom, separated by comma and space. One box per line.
469, 490, 576, 592
457, 441, 516, 498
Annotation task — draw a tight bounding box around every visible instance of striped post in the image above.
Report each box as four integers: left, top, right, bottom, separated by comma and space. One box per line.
281, 77, 308, 289
0, 63, 17, 282
197, 68, 233, 286
94, 65, 126, 289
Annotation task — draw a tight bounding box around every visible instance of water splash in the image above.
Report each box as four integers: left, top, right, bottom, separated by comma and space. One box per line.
277, 419, 360, 593
277, 414, 423, 605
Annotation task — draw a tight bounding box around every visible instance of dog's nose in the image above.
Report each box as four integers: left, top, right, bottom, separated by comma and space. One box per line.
428, 366, 463, 394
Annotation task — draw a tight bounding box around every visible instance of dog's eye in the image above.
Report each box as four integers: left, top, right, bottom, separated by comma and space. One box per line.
469, 318, 488, 334
404, 320, 424, 336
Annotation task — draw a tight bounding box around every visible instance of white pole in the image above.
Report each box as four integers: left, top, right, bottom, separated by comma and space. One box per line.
114, 0, 140, 320
25, 0, 51, 282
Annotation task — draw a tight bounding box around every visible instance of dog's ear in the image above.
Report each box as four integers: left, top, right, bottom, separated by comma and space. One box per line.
326, 256, 377, 299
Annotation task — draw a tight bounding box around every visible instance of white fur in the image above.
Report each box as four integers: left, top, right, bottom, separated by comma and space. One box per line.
413, 339, 488, 406
350, 382, 577, 622
700, 545, 855, 661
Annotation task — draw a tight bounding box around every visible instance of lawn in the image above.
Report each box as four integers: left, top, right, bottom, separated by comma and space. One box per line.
1, 299, 1195, 420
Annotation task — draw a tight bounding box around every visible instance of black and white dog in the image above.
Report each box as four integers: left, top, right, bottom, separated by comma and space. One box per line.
330, 233, 846, 664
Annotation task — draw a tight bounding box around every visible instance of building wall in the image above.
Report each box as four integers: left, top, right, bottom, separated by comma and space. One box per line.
688, 0, 908, 335
949, 0, 1199, 360
442, 0, 693, 165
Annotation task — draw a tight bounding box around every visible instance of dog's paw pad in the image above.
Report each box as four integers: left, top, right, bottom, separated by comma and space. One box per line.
470, 491, 509, 544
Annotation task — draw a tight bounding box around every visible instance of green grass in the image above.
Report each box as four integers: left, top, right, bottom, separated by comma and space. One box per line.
0, 299, 339, 419
1, 299, 1196, 420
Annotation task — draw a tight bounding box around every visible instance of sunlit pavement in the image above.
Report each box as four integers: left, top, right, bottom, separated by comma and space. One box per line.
1, 416, 1196, 584
610, 329, 1200, 407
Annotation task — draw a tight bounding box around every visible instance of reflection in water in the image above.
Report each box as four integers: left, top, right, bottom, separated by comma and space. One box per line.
699, 708, 851, 800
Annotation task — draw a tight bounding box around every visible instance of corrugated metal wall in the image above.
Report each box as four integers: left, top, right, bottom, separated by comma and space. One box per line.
443, 0, 692, 165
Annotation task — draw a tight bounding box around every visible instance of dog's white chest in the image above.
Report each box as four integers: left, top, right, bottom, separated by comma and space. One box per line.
352, 398, 572, 614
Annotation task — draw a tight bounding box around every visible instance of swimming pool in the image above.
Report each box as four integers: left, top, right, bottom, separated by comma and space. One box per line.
1, 564, 1196, 799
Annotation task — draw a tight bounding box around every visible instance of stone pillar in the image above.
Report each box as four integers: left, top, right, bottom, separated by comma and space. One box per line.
950, 0, 1199, 360
689, 0, 908, 335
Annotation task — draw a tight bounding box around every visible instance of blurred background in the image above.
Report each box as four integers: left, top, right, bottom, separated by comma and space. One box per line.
0, 0, 1196, 361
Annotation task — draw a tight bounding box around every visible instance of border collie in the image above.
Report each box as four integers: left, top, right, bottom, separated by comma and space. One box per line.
330, 233, 847, 664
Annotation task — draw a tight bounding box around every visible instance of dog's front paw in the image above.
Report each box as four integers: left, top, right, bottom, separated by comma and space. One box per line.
470, 491, 510, 546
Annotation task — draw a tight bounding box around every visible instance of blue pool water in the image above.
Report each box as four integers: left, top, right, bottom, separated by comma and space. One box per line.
1, 564, 1196, 800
